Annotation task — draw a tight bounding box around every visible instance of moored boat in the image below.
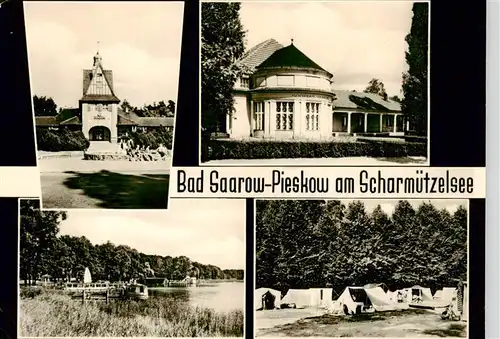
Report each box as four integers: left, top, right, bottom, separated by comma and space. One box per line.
124, 283, 149, 300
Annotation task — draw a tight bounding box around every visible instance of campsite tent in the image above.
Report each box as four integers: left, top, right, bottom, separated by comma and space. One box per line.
280, 289, 314, 308
255, 288, 282, 310
386, 290, 397, 302
309, 288, 333, 308
400, 285, 433, 303
330, 286, 397, 315
364, 283, 389, 293
440, 287, 457, 304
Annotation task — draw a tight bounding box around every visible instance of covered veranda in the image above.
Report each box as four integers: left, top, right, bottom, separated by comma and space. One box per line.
332, 111, 406, 135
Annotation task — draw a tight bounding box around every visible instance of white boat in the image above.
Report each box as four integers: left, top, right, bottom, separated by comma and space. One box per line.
124, 283, 149, 300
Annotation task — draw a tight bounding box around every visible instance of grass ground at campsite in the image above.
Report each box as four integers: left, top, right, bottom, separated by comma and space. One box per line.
19, 288, 243, 337
255, 308, 466, 337
39, 157, 170, 209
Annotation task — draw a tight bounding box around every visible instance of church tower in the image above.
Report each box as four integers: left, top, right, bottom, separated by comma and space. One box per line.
80, 49, 120, 143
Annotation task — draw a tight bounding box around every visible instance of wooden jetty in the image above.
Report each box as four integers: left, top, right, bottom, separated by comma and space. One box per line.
75, 283, 149, 303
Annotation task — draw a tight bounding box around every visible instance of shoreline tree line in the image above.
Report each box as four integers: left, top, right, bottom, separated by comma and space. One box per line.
33, 95, 175, 118
20, 200, 243, 285
256, 199, 466, 295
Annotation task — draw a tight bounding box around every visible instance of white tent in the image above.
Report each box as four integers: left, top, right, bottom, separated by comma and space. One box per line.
281, 289, 315, 308
441, 287, 456, 304
255, 288, 281, 310
83, 267, 92, 283
330, 286, 397, 314
433, 289, 443, 300
386, 290, 397, 302
309, 288, 333, 308
401, 285, 433, 303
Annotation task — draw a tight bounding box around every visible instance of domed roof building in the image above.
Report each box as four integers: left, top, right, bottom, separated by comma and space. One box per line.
229, 39, 405, 140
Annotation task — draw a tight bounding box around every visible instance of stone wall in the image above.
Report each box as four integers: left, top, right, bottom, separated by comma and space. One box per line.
83, 144, 171, 161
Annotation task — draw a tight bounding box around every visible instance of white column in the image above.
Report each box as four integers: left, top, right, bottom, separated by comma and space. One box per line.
379, 114, 383, 132
406, 119, 410, 132
269, 101, 275, 137
264, 101, 270, 136
250, 100, 254, 132
393, 114, 397, 133
293, 99, 300, 138
364, 113, 368, 133
347, 112, 352, 134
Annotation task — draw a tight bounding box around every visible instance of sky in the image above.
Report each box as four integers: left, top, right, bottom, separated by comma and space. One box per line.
339, 199, 467, 216
57, 199, 245, 270
23, 1, 184, 109
239, 1, 424, 96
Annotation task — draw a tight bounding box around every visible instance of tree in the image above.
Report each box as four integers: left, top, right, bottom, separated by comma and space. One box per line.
390, 95, 402, 103
255, 200, 467, 294
201, 2, 246, 133
19, 201, 244, 285
402, 2, 429, 136
364, 78, 388, 100
120, 99, 134, 113
19, 200, 66, 285
33, 95, 57, 116
167, 100, 176, 116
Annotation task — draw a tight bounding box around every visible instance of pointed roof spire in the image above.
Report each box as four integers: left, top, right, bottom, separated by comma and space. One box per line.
93, 41, 102, 67
291, 38, 294, 45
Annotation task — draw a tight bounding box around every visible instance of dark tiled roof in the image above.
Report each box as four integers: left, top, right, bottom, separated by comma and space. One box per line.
117, 107, 141, 121
137, 117, 174, 127
60, 116, 81, 125
117, 113, 138, 126
333, 90, 401, 112
57, 108, 79, 122
82, 69, 115, 95
236, 39, 284, 74
80, 94, 120, 103
35, 116, 59, 126
256, 43, 330, 75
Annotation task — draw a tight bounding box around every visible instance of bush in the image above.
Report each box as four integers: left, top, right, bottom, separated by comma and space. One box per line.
20, 286, 43, 299
36, 128, 90, 152
205, 139, 427, 160
404, 135, 428, 143
124, 128, 173, 150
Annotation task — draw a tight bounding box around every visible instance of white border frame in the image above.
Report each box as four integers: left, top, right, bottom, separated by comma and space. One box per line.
17, 197, 246, 339
198, 0, 431, 167
253, 198, 470, 339
486, 1, 499, 338
22, 0, 184, 211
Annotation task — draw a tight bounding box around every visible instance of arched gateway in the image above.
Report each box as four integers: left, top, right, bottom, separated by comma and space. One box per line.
89, 126, 111, 142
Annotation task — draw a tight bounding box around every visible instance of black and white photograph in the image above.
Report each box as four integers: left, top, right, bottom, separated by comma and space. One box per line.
201, 1, 429, 166
27, 1, 183, 209
255, 199, 468, 337
18, 198, 245, 337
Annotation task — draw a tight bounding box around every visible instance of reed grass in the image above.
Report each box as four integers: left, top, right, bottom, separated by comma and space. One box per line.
19, 288, 243, 337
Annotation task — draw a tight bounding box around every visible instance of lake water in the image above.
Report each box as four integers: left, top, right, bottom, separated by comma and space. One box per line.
149, 282, 244, 313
